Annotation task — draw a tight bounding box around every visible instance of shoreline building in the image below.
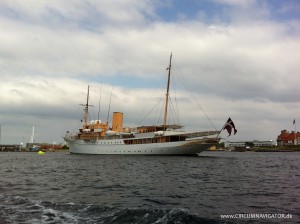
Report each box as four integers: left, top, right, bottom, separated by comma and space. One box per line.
26, 143, 63, 151
224, 140, 277, 149
277, 130, 300, 146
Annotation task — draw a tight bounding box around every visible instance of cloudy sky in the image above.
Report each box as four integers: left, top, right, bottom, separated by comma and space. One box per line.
1, 0, 300, 145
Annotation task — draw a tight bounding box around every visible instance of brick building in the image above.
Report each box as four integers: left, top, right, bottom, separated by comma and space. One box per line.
277, 130, 300, 146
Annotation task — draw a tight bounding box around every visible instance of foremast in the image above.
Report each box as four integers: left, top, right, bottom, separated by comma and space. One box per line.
82, 85, 90, 128
77, 85, 110, 140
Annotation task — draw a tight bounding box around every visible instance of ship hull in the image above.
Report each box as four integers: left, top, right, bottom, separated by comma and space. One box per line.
65, 138, 214, 155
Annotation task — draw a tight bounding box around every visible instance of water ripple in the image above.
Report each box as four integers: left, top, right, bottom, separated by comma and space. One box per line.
0, 151, 299, 223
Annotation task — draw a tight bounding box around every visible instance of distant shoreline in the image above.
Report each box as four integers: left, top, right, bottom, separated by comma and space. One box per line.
0, 150, 69, 153
241, 147, 300, 152
210, 147, 300, 152
253, 148, 300, 152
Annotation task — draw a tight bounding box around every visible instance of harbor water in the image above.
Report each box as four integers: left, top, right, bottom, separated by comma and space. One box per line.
0, 151, 299, 223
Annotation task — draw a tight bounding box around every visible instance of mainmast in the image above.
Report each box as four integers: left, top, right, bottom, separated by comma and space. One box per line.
163, 53, 172, 131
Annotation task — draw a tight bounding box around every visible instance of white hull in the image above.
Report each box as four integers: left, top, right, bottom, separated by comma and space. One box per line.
65, 138, 214, 155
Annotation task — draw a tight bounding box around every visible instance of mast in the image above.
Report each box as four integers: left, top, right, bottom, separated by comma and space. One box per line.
163, 53, 172, 131
294, 119, 297, 145
80, 85, 94, 127
30, 126, 34, 143
81, 85, 90, 127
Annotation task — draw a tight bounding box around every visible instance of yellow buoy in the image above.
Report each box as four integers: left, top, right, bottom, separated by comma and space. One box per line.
38, 151, 45, 155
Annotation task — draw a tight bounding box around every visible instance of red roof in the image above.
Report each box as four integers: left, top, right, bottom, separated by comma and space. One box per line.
277, 131, 300, 141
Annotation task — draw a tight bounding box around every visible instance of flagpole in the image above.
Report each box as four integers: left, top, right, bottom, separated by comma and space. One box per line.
216, 118, 229, 138
217, 117, 237, 138
295, 119, 297, 145
216, 123, 226, 138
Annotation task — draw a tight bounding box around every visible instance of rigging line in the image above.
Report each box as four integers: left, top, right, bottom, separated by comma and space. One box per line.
135, 96, 164, 127
166, 91, 177, 125
155, 94, 165, 125
173, 65, 217, 131
154, 98, 162, 125
106, 85, 113, 124
168, 97, 178, 125
136, 72, 167, 127
89, 86, 98, 121
171, 71, 181, 125
98, 82, 102, 121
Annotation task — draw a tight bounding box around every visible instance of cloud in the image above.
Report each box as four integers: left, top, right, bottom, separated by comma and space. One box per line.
213, 0, 256, 7
0, 0, 300, 144
0, 0, 162, 30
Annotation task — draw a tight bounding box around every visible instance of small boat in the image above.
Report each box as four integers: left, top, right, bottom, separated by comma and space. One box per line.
64, 54, 220, 155
38, 151, 45, 155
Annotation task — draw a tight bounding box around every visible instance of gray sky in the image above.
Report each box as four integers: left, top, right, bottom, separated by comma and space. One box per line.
1, 0, 300, 144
